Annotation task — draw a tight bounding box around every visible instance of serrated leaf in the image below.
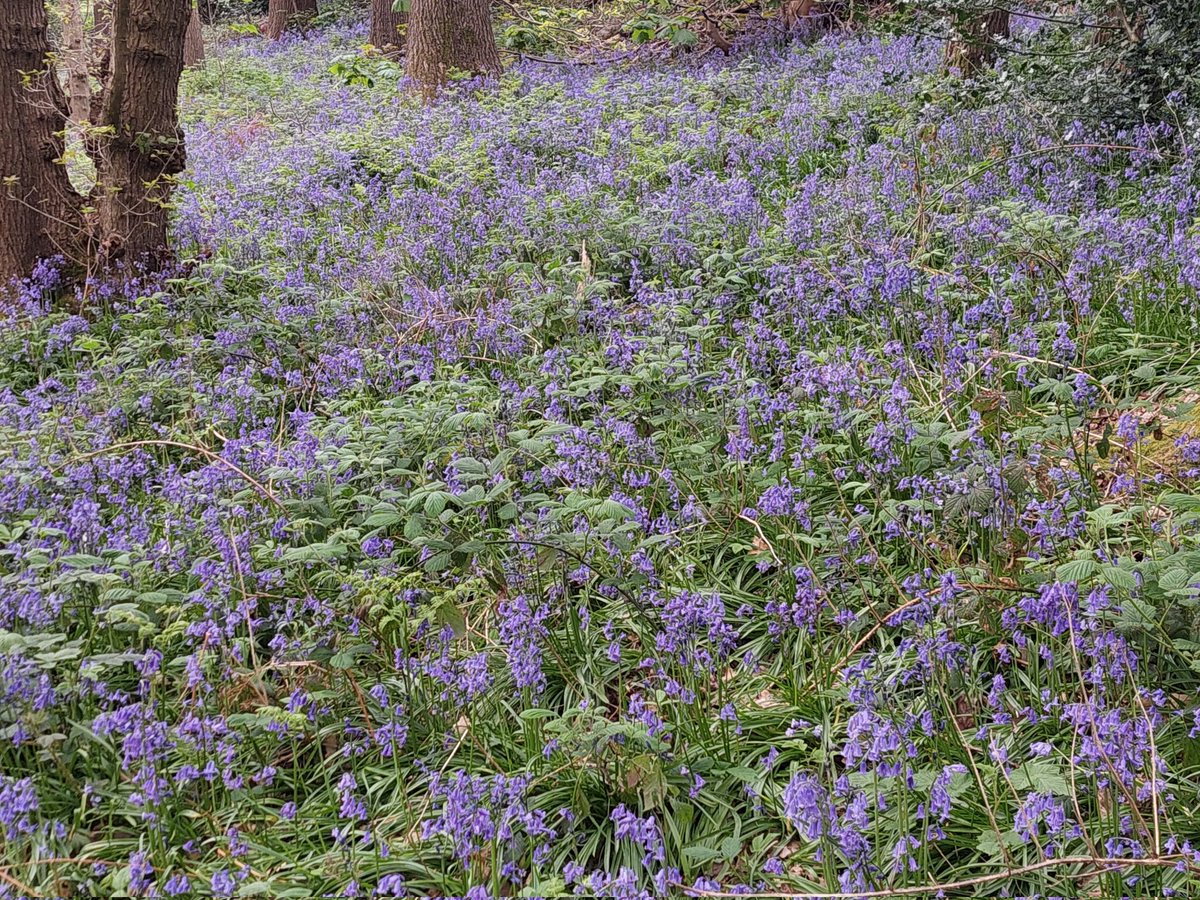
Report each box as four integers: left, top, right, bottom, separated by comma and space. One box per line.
1101, 565, 1137, 591
596, 498, 634, 520
720, 835, 741, 861
363, 511, 404, 528
1158, 569, 1192, 591
60, 554, 106, 569
425, 492, 449, 518
683, 845, 722, 863
1010, 760, 1069, 795
1055, 558, 1098, 583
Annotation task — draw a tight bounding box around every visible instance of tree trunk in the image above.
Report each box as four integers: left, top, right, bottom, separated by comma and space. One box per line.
944, 6, 1009, 75
184, 3, 204, 66
89, 0, 114, 125
370, 0, 406, 54
407, 0, 499, 99
62, 0, 93, 127
265, 0, 319, 40
1094, 2, 1144, 47
93, 0, 190, 268
781, 0, 817, 30
0, 0, 83, 281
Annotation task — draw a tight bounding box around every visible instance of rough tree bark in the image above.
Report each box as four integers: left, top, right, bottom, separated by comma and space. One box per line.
1094, 2, 1144, 47
944, 5, 1010, 75
407, 0, 499, 98
62, 0, 93, 127
0, 0, 83, 281
265, 0, 319, 40
93, 0, 190, 266
370, 0, 406, 54
89, 0, 114, 125
184, 3, 204, 66
781, 0, 817, 30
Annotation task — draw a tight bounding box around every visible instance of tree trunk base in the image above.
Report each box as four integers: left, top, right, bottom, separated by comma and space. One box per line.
1, 0, 85, 281
944, 8, 1010, 76
266, 0, 320, 40
407, 0, 500, 99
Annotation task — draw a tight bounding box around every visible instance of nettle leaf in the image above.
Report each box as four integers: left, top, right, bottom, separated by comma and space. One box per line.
630, 23, 656, 43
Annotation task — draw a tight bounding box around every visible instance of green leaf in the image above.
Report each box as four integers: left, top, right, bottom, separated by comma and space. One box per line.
363, 511, 403, 528
1101, 565, 1137, 592
722, 765, 758, 782
437, 600, 466, 636
1159, 569, 1194, 591
720, 835, 741, 861
976, 828, 1023, 857
60, 554, 105, 568
521, 879, 565, 898
1010, 760, 1069, 795
596, 499, 634, 520
1055, 558, 1098, 583
683, 845, 722, 863
330, 644, 372, 669
238, 882, 275, 896
425, 491, 450, 518
404, 514, 426, 540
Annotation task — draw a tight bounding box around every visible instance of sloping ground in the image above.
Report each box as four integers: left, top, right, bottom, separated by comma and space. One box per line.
3, 20, 1200, 899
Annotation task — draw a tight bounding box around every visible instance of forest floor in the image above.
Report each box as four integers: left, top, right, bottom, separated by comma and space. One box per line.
3, 17, 1200, 900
